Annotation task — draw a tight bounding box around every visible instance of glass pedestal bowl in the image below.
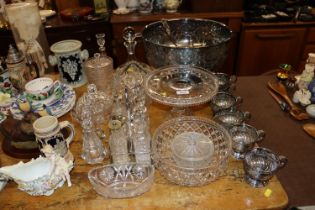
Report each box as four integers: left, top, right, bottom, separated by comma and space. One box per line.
152, 116, 232, 186
144, 65, 219, 116
88, 163, 154, 198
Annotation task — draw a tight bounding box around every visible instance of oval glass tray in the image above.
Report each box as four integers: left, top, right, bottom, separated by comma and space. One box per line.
144, 65, 219, 107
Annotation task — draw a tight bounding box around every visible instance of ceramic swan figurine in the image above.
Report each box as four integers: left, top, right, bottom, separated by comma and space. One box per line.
0, 145, 74, 196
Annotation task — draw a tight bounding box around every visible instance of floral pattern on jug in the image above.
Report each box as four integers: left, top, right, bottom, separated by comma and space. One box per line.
59, 53, 82, 82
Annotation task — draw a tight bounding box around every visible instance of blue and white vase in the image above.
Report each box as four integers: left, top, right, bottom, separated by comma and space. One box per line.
49, 40, 88, 88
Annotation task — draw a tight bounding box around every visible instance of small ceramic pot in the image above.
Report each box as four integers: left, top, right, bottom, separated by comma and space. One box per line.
139, 0, 153, 13
49, 40, 88, 88
114, 0, 129, 9
164, 0, 182, 13
33, 115, 75, 157
25, 77, 61, 101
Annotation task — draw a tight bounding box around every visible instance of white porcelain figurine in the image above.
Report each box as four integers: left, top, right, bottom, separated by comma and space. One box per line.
0, 144, 73, 196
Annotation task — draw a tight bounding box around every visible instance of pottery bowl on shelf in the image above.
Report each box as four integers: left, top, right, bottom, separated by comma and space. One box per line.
88, 163, 154, 198
142, 18, 232, 71
152, 116, 232, 186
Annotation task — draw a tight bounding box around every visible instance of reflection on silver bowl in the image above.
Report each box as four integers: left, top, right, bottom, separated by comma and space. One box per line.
142, 18, 232, 71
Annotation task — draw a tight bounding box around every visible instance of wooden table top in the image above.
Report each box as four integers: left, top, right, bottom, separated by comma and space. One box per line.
0, 84, 288, 210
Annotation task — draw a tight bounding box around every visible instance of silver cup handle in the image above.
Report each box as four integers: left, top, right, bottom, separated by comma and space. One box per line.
256, 130, 266, 142
235, 96, 243, 106
278, 155, 288, 169
229, 75, 237, 84
243, 111, 251, 121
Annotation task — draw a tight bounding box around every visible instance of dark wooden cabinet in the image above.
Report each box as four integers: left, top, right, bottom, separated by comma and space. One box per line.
298, 27, 315, 72
45, 17, 112, 57
236, 24, 307, 75
0, 16, 112, 59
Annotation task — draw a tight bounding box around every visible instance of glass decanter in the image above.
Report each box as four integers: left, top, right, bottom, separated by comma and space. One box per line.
73, 84, 112, 139
81, 115, 109, 164
108, 27, 152, 163
108, 95, 130, 164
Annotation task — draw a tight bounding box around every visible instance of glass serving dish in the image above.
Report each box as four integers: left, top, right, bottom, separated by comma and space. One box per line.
88, 163, 154, 198
152, 116, 231, 186
145, 65, 219, 109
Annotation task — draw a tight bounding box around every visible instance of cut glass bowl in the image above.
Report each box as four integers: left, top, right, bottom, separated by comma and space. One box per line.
152, 116, 232, 186
88, 163, 154, 198
144, 65, 219, 108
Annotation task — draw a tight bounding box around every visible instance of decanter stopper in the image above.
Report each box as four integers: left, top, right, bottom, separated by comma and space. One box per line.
96, 33, 106, 54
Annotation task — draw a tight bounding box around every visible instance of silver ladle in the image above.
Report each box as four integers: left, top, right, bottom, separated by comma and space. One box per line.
161, 19, 178, 47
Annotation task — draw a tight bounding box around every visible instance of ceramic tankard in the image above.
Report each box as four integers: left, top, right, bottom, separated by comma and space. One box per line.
49, 40, 88, 88
33, 115, 75, 157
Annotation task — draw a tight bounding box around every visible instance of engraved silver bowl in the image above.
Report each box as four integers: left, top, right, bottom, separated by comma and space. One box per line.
210, 92, 242, 113
243, 147, 287, 187
142, 18, 232, 71
213, 109, 251, 128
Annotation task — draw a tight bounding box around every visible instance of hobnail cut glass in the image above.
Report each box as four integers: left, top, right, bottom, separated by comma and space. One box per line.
88, 163, 154, 198
145, 65, 219, 108
152, 116, 232, 186
171, 132, 214, 168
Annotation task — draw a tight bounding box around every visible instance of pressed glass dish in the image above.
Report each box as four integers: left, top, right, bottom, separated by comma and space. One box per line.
152, 116, 232, 186
144, 65, 219, 108
88, 163, 154, 198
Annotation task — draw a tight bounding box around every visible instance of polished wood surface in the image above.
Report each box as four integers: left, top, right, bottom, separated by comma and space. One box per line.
0, 84, 288, 210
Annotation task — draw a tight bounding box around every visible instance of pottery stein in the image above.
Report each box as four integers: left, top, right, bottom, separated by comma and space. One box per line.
49, 40, 88, 88
33, 115, 75, 157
